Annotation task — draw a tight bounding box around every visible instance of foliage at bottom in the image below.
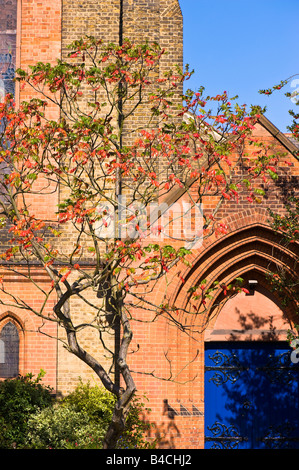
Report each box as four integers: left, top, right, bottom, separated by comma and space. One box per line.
0, 373, 155, 449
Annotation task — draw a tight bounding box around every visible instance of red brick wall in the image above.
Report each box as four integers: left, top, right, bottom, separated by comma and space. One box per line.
0, 270, 57, 389
19, 0, 61, 222
0, 1, 62, 390
20, 0, 61, 69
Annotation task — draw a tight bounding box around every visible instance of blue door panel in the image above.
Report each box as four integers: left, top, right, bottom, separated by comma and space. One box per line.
204, 342, 299, 449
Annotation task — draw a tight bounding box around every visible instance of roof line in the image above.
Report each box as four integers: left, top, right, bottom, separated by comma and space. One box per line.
258, 114, 299, 157
155, 114, 299, 220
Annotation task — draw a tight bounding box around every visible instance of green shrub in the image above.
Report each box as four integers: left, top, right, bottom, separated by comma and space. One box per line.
63, 380, 155, 449
26, 379, 155, 449
25, 404, 106, 449
61, 378, 115, 425
0, 370, 53, 448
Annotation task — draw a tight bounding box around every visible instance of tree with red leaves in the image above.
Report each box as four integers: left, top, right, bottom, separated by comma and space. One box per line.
0, 37, 281, 448
260, 78, 299, 344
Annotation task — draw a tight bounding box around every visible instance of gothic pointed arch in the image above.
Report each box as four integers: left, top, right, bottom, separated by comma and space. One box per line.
0, 312, 24, 378
169, 209, 299, 338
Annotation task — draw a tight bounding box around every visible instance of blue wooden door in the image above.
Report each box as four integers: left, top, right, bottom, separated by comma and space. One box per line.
204, 342, 299, 449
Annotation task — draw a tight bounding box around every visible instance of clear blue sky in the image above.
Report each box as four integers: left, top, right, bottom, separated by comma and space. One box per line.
179, 0, 299, 132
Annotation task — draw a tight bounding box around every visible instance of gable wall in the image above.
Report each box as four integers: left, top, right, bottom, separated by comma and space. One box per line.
127, 124, 299, 448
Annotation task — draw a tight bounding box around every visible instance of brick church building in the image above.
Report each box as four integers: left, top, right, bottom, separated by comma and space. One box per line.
0, 0, 298, 449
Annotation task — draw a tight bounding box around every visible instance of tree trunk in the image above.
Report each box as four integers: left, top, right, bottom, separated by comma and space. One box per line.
102, 273, 136, 449
102, 396, 131, 449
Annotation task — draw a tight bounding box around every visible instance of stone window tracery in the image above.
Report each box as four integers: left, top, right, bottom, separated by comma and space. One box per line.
0, 0, 17, 101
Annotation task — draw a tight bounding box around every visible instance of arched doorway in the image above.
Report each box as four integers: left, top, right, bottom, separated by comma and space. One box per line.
167, 215, 299, 449
204, 287, 299, 449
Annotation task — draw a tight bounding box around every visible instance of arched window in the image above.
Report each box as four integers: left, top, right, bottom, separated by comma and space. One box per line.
0, 0, 17, 100
0, 321, 19, 378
